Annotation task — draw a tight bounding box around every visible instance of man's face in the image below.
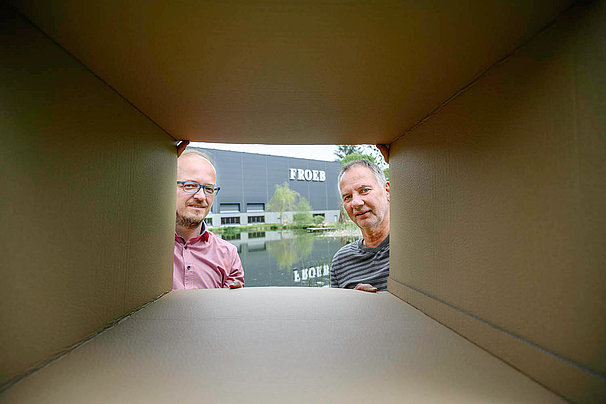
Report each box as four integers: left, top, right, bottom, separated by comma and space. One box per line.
176, 155, 216, 228
339, 165, 390, 231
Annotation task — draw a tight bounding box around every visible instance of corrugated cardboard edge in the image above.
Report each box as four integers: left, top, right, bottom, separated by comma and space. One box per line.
388, 278, 606, 403
0, 291, 170, 394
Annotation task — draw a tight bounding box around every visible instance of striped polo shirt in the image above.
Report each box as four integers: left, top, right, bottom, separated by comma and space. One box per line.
330, 235, 390, 291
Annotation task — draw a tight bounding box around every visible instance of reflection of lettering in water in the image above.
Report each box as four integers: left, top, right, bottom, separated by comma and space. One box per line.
293, 264, 330, 283
267, 231, 314, 270
222, 230, 350, 287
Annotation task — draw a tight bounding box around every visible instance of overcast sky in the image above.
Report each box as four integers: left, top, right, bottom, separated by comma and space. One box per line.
190, 142, 340, 162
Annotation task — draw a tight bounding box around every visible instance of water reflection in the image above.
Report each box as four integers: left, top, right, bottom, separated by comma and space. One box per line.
221, 230, 358, 287
267, 231, 314, 270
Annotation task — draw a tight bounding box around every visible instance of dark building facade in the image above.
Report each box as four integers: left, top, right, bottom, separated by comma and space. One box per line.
192, 148, 342, 226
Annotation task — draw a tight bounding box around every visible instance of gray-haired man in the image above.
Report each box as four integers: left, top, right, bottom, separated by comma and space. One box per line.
330, 159, 390, 292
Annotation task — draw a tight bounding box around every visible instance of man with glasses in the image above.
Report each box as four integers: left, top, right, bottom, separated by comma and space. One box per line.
173, 149, 244, 289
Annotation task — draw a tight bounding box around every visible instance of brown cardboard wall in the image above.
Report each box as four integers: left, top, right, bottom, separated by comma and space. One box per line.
388, 1, 606, 402
0, 7, 176, 386
6, 0, 571, 146
1, 288, 567, 403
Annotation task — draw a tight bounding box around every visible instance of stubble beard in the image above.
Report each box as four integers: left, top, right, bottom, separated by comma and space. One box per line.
350, 208, 374, 229
176, 212, 203, 229
353, 208, 385, 232
355, 214, 377, 230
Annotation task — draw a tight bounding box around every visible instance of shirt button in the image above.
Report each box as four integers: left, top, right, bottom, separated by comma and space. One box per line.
187, 266, 191, 270
184, 246, 188, 249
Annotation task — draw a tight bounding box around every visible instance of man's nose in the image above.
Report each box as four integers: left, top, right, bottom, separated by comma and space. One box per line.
351, 193, 364, 207
192, 190, 208, 201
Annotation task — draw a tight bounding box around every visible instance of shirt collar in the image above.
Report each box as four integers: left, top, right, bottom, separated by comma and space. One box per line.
358, 234, 389, 252
175, 221, 210, 244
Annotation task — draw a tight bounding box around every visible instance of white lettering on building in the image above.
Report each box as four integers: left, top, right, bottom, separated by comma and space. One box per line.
289, 168, 326, 182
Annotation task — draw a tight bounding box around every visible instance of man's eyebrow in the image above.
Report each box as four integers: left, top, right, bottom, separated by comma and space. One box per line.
357, 184, 374, 189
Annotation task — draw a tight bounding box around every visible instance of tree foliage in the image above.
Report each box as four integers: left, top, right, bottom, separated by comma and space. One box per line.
383, 167, 390, 181
267, 182, 298, 224
363, 145, 389, 168
293, 197, 313, 224
334, 145, 363, 160
339, 152, 378, 166
267, 232, 314, 270
335, 145, 388, 168
267, 182, 316, 226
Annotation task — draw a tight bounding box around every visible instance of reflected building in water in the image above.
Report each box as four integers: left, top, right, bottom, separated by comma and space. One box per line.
192, 147, 342, 226
223, 230, 359, 287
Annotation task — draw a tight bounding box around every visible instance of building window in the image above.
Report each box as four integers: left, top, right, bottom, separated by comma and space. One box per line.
221, 216, 241, 225
312, 213, 325, 218
248, 231, 266, 239
222, 233, 241, 241
204, 217, 213, 226
248, 215, 265, 223
220, 203, 240, 213
247, 203, 265, 212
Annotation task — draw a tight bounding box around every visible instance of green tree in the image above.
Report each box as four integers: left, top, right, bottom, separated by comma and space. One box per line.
339, 152, 378, 166
267, 182, 298, 224
293, 197, 313, 224
383, 167, 390, 181
267, 232, 315, 270
334, 145, 363, 160
336, 145, 388, 168
362, 145, 389, 168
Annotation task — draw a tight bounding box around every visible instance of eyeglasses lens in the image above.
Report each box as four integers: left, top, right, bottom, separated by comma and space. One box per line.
203, 186, 219, 196
179, 182, 218, 195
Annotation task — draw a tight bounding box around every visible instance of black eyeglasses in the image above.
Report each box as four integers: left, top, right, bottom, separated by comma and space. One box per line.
177, 181, 221, 196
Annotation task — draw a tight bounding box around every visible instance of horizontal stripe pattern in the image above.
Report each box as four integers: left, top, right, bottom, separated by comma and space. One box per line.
330, 236, 389, 291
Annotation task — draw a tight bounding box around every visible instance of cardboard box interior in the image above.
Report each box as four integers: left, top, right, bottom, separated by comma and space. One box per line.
2, 289, 566, 403
1, 1, 604, 402
389, 1, 606, 401
0, 5, 175, 388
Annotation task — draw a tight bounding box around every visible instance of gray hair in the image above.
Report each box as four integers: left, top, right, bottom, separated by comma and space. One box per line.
337, 159, 386, 192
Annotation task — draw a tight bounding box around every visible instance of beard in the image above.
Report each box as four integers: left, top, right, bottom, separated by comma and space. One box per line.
176, 212, 203, 229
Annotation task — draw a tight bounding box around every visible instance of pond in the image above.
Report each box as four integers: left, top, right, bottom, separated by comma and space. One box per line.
219, 230, 360, 287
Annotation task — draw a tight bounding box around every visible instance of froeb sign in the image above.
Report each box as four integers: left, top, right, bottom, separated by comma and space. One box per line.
289, 168, 326, 182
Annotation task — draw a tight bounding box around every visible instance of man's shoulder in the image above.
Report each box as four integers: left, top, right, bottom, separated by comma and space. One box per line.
333, 239, 361, 260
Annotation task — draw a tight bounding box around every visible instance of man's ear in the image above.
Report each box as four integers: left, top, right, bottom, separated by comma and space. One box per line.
385, 181, 390, 202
